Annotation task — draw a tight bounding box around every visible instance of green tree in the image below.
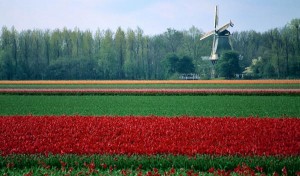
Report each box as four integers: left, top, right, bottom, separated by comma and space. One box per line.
268, 28, 284, 78
94, 29, 103, 59
115, 27, 126, 79
44, 30, 51, 66
71, 28, 81, 58
216, 51, 241, 79
18, 30, 32, 79
164, 28, 183, 53
125, 28, 137, 79
99, 29, 116, 79
50, 29, 62, 60
82, 30, 94, 59
11, 27, 18, 77
164, 54, 179, 77
290, 19, 300, 51
0, 49, 14, 79
152, 35, 167, 79
177, 56, 195, 74
61, 28, 73, 58
281, 26, 292, 77
144, 36, 152, 79
30, 29, 46, 79
231, 31, 262, 70
0, 27, 15, 79
136, 27, 146, 79
289, 19, 300, 77
182, 26, 202, 59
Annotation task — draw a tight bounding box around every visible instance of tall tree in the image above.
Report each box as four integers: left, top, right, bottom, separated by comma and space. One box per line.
164, 28, 183, 54
290, 19, 300, 51
136, 27, 145, 79
31, 29, 46, 79
144, 36, 152, 79
44, 30, 51, 66
99, 29, 116, 79
0, 27, 14, 79
18, 30, 32, 78
151, 35, 166, 79
289, 19, 300, 76
115, 27, 126, 79
183, 26, 202, 59
11, 27, 18, 77
282, 26, 292, 77
125, 29, 137, 79
270, 28, 284, 78
50, 29, 62, 60
94, 29, 103, 59
82, 30, 94, 59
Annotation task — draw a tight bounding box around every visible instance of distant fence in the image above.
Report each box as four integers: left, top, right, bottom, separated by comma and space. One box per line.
179, 73, 200, 80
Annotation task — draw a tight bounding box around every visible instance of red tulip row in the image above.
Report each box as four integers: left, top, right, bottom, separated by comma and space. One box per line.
1, 116, 299, 156
0, 88, 299, 95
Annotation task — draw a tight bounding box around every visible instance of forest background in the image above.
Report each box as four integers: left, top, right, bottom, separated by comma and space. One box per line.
0, 18, 299, 80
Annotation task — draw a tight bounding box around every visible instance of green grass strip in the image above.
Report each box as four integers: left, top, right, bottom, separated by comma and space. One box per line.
1, 154, 299, 175
0, 95, 299, 117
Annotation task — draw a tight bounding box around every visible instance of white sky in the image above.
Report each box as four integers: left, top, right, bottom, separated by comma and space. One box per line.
1, 0, 300, 35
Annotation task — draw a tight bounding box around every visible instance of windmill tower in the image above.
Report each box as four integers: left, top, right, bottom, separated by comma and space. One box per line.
200, 5, 234, 65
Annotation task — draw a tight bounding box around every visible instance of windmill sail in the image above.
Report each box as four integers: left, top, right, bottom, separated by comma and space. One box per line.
214, 5, 219, 29
200, 30, 215, 40
200, 5, 233, 62
216, 21, 234, 33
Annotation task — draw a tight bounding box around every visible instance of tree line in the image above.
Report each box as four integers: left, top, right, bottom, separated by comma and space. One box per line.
0, 18, 299, 80
231, 19, 300, 79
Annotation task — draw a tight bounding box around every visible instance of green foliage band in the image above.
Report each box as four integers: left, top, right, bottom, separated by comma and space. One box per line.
1, 154, 299, 175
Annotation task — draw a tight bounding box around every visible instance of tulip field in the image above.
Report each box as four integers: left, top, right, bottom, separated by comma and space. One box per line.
0, 80, 300, 175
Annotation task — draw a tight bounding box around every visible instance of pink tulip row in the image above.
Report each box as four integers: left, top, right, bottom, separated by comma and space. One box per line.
0, 88, 299, 95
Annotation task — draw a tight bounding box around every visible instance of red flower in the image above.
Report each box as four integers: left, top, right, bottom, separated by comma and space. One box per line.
282, 166, 288, 176
255, 166, 264, 173
101, 163, 107, 169
0, 115, 299, 156
208, 167, 215, 173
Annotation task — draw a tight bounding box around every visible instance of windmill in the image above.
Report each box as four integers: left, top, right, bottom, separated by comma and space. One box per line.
200, 5, 234, 65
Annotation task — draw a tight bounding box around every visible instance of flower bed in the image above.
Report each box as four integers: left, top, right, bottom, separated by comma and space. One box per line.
1, 116, 299, 156
0, 80, 300, 84
1, 154, 298, 176
1, 88, 299, 95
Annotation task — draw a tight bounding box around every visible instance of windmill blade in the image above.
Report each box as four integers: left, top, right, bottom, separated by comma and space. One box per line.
214, 5, 219, 29
200, 30, 215, 40
216, 21, 234, 33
